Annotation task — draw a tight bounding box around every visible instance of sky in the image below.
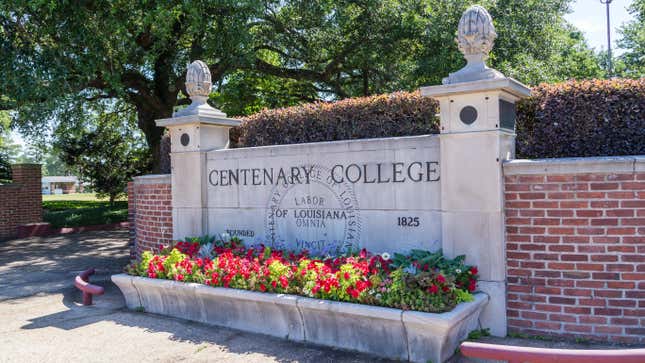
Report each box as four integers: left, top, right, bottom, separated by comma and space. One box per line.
7, 0, 639, 147
565, 0, 636, 55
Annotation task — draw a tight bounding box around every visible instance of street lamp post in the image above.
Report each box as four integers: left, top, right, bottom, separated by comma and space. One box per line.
600, 0, 613, 77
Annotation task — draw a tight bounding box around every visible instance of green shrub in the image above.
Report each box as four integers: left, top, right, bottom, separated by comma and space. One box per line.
43, 200, 128, 228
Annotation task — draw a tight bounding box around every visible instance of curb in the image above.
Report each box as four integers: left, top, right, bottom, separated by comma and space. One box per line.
16, 222, 129, 238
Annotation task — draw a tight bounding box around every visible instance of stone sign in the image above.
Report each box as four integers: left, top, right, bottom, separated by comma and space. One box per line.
206, 136, 441, 254
158, 5, 532, 337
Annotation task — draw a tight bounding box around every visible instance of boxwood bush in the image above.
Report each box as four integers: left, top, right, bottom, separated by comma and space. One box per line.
230, 79, 644, 159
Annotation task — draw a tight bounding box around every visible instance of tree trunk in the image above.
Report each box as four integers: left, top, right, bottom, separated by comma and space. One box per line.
362, 68, 370, 96
137, 105, 173, 173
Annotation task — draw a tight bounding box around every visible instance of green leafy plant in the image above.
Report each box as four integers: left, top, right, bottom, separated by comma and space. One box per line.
467, 328, 490, 340
129, 237, 480, 314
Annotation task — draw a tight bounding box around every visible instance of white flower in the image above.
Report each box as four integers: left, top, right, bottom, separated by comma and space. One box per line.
381, 252, 391, 261
404, 265, 418, 275
375, 293, 382, 300
455, 268, 462, 274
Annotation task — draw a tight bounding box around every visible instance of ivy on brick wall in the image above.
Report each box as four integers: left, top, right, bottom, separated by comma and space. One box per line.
516, 78, 645, 159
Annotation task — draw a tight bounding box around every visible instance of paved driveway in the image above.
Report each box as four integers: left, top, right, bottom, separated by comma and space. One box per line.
0, 231, 396, 363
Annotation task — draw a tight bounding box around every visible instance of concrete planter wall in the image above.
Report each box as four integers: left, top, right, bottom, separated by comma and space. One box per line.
112, 274, 488, 363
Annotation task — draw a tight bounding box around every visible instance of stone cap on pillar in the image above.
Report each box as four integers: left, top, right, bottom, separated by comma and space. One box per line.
155, 60, 241, 152
156, 114, 241, 129
418, 6, 531, 134
420, 77, 530, 135
420, 77, 530, 101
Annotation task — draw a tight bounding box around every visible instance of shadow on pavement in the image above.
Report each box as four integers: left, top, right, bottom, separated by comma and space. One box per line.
20, 280, 397, 363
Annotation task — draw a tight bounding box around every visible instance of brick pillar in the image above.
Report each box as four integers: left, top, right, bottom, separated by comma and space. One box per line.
130, 174, 172, 257
127, 181, 136, 259
11, 164, 42, 224
0, 164, 42, 239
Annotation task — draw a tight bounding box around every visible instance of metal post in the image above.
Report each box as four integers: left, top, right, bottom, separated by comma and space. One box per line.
600, 0, 613, 76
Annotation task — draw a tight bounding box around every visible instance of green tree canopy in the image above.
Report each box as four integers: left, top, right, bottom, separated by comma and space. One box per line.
1, 0, 262, 171
1, 0, 605, 172
618, 0, 645, 78
0, 111, 12, 181
54, 103, 151, 204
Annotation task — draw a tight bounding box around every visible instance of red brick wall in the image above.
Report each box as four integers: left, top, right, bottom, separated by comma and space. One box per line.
128, 175, 173, 257
0, 164, 42, 239
504, 158, 644, 344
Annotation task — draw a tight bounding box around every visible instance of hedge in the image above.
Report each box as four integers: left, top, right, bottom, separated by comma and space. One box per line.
231, 79, 644, 159
233, 91, 439, 148
515, 78, 644, 158
156, 78, 643, 172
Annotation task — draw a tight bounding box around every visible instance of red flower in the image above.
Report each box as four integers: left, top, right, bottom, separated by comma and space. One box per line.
259, 284, 267, 292
271, 281, 277, 289
468, 280, 476, 292
436, 274, 446, 284
279, 275, 289, 289
355, 280, 370, 292
343, 272, 351, 280
427, 284, 439, 294
470, 267, 478, 275
346, 287, 360, 299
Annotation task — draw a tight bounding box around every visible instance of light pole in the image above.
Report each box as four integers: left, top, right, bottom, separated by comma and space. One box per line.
600, 0, 613, 77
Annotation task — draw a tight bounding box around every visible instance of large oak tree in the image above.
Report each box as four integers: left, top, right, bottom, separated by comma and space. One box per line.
1, 0, 261, 171
1, 0, 605, 172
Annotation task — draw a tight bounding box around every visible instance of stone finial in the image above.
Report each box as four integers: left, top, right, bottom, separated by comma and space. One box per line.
185, 60, 212, 99
175, 60, 226, 117
442, 5, 504, 85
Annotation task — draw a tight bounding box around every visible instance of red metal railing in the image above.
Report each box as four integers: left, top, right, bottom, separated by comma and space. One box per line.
74, 268, 105, 305
460, 341, 645, 363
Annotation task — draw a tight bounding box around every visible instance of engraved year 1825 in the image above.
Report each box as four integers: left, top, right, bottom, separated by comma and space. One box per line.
397, 216, 420, 227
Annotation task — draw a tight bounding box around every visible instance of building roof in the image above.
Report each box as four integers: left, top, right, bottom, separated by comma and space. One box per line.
42, 176, 79, 184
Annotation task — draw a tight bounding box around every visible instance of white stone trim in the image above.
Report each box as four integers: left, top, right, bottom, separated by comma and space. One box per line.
112, 274, 488, 363
208, 134, 439, 159
504, 156, 644, 175
421, 77, 531, 99
156, 114, 241, 128
133, 174, 171, 185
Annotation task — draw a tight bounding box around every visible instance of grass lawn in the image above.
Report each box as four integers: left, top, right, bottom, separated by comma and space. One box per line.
43, 193, 128, 228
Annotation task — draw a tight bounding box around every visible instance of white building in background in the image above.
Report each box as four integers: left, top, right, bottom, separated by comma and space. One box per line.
41, 176, 83, 194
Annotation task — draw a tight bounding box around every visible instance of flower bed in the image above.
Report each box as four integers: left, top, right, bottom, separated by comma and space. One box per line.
126, 234, 479, 314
